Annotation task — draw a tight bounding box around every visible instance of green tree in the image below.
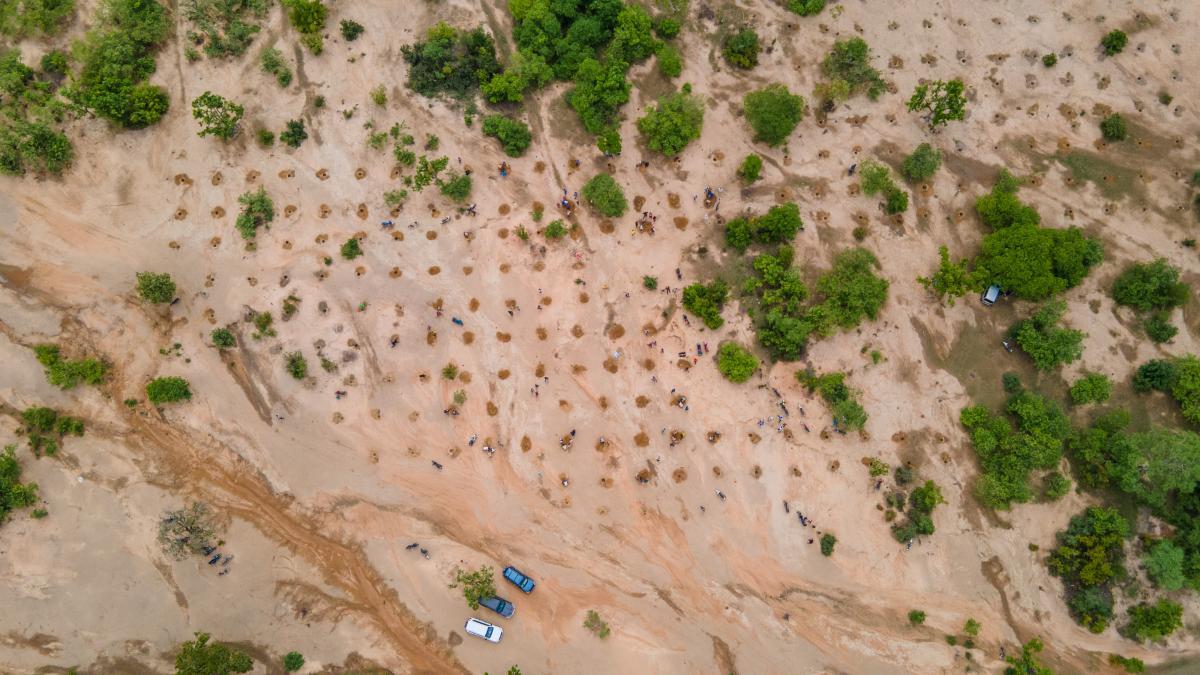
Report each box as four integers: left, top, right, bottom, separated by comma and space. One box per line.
340, 237, 362, 260
787, 0, 826, 16
235, 187, 274, 239
191, 91, 244, 140
643, 275, 658, 290
818, 37, 884, 102
1119, 428, 1200, 510
820, 533, 836, 556
543, 219, 567, 239
1100, 114, 1127, 141
961, 392, 1070, 510
636, 85, 704, 156
136, 271, 176, 303
581, 173, 627, 216
906, 79, 966, 128
722, 28, 759, 69
1101, 30, 1128, 56
902, 143, 941, 182
917, 246, 980, 305
682, 280, 728, 329
716, 342, 758, 383
655, 42, 681, 78
1133, 359, 1179, 393
32, 345, 106, 389
1112, 259, 1189, 311
1144, 539, 1186, 591
737, 153, 762, 183
1012, 301, 1084, 371
608, 4, 655, 64
438, 172, 472, 202
1044, 471, 1072, 500
280, 118, 307, 148
743, 84, 806, 146
0, 444, 39, 524
1003, 638, 1053, 675
481, 114, 532, 157
908, 610, 926, 625
1144, 312, 1178, 344
451, 565, 496, 610
1124, 599, 1183, 642
175, 632, 253, 675
211, 328, 235, 349
260, 46, 292, 87
340, 19, 363, 41
1048, 507, 1129, 631
1070, 373, 1112, 405
285, 351, 307, 379
147, 376, 192, 404
567, 57, 631, 135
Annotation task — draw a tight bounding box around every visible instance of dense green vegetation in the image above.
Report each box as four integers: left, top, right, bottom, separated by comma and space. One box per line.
403, 22, 500, 99
340, 237, 362, 260
815, 37, 884, 105
175, 632, 253, 674
798, 370, 867, 431
681, 279, 729, 329
184, 0, 269, 59
340, 18, 363, 41
820, 533, 836, 556
1112, 259, 1189, 343
917, 246, 976, 305
481, 114, 532, 157
902, 143, 941, 182
438, 172, 472, 202
1144, 539, 1186, 591
32, 344, 106, 389
0, 0, 75, 38
279, 118, 307, 148
281, 0, 326, 54
737, 153, 762, 183
1123, 599, 1183, 642
859, 159, 908, 214
716, 342, 758, 383
146, 376, 192, 404
906, 79, 967, 128
210, 328, 236, 349
743, 84, 806, 146
67, 0, 171, 128
960, 391, 1069, 510
260, 46, 292, 87
1132, 355, 1200, 425
891, 480, 945, 543
724, 203, 803, 253
0, 444, 38, 525
1048, 506, 1129, 632
283, 651, 305, 672
0, 48, 74, 176
787, 0, 826, 16
655, 42, 681, 78
722, 28, 758, 69
21, 405, 84, 456
191, 92, 243, 140
1011, 301, 1084, 371
1101, 29, 1128, 56
1069, 373, 1112, 405
136, 271, 176, 303
636, 84, 703, 156
235, 187, 274, 239
1100, 114, 1128, 142
451, 565, 495, 610
1004, 638, 1054, 675
581, 173, 627, 217
285, 351, 307, 379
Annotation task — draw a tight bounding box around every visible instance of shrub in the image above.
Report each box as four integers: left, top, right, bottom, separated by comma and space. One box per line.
820, 533, 836, 556
884, 187, 908, 214
340, 19, 363, 41
146, 376, 192, 404
643, 275, 658, 290
190, 92, 243, 140
723, 28, 759, 69
184, 0, 270, 59
280, 119, 307, 148
1070, 373, 1112, 405
340, 237, 362, 260
1145, 313, 1177, 343
637, 86, 704, 156
1100, 114, 1127, 142
438, 172, 472, 202
544, 220, 567, 239
1112, 259, 1189, 311
1144, 539, 1186, 591
260, 46, 292, 87
908, 610, 926, 625
743, 84, 806, 146
582, 173, 627, 217
450, 565, 494, 609
32, 345, 107, 389
256, 128, 274, 146
654, 17, 680, 39
902, 143, 941, 182
583, 610, 611, 639
906, 79, 967, 128
1006, 639, 1053, 674
656, 42, 681, 78
283, 651, 304, 672
818, 38, 884, 102
1042, 53, 1058, 67
370, 84, 387, 106
787, 0, 826, 16
738, 154, 762, 183
40, 49, 68, 76
285, 352, 307, 379
0, 0, 75, 37
1109, 655, 1146, 673
441, 363, 458, 380
917, 246, 979, 305
1012, 301, 1083, 371
1048, 507, 1128, 631
136, 271, 176, 303
716, 343, 758, 383
175, 632, 253, 674
402, 23, 500, 99
481, 114, 532, 157
1044, 472, 1071, 500
798, 371, 869, 432
211, 328, 235, 349
1133, 359, 1178, 393
1124, 599, 1183, 642
235, 187, 274, 239
961, 392, 1069, 510
1101, 30, 1128, 56
682, 280, 729, 329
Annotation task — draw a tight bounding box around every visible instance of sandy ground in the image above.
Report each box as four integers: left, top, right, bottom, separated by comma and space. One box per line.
2, 0, 1200, 673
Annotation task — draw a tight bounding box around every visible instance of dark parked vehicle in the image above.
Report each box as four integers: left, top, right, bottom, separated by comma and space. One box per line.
479, 595, 515, 618
502, 565, 535, 593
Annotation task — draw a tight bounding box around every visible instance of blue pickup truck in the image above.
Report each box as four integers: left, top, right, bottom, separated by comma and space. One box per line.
502, 565, 535, 593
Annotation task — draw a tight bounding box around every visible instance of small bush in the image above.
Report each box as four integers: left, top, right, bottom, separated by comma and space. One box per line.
1100, 114, 1127, 142
643, 275, 658, 290
737, 154, 762, 183
582, 173, 628, 217
908, 610, 926, 625
723, 28, 759, 69
370, 85, 387, 106
884, 187, 909, 214
788, 0, 826, 16
280, 119, 307, 148
743, 84, 806, 146
261, 47, 292, 87
146, 376, 192, 404
583, 610, 611, 639
682, 280, 728, 329
441, 363, 458, 380
340, 19, 363, 41
340, 237, 362, 260
136, 272, 176, 303
716, 343, 758, 383
438, 172, 472, 202
481, 115, 532, 157
902, 143, 941, 182
544, 220, 568, 240
211, 328, 236, 349
235, 187, 274, 239
1069, 373, 1112, 405
256, 128, 274, 146
820, 533, 836, 556
1044, 472, 1072, 500
1101, 30, 1128, 56
285, 352, 307, 380
656, 42, 682, 78
637, 86, 704, 156
1042, 53, 1058, 67
1144, 313, 1177, 343
1124, 599, 1182, 642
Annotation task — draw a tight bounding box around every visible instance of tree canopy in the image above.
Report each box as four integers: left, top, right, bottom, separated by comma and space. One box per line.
175, 632, 253, 675
1011, 300, 1084, 371
191, 91, 243, 140
743, 84, 806, 146
817, 37, 884, 103
716, 342, 758, 383
581, 173, 627, 216
961, 391, 1069, 510
401, 22, 501, 99
636, 85, 703, 156
481, 114, 532, 157
906, 79, 966, 127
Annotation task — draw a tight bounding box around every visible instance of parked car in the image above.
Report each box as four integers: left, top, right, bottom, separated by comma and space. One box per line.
502, 565, 536, 593
981, 284, 1001, 306
464, 617, 503, 643
479, 595, 515, 618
